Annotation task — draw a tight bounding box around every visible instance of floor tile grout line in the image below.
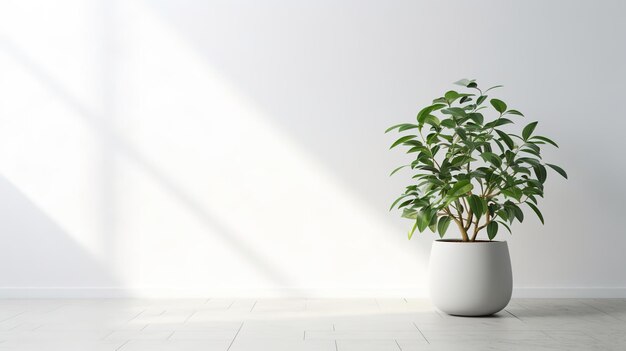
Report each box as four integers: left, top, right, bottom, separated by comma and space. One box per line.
204, 298, 212, 304
227, 321, 244, 351
334, 339, 338, 351
101, 330, 115, 341
303, 330, 306, 341
412, 322, 430, 344
227, 300, 236, 310
250, 300, 258, 313
127, 309, 146, 322
395, 339, 402, 351
579, 329, 608, 343
166, 330, 175, 340
580, 301, 623, 321
505, 309, 523, 322
183, 310, 198, 324
540, 330, 555, 340
115, 340, 130, 351
0, 311, 25, 324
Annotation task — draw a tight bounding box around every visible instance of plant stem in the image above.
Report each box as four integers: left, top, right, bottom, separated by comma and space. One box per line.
453, 217, 470, 242
461, 197, 473, 230
445, 207, 469, 242
471, 211, 492, 241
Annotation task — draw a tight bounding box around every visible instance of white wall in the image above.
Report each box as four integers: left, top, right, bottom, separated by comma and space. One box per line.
0, 0, 625, 298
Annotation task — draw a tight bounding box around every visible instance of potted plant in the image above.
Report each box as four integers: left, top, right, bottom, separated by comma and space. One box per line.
386, 79, 567, 316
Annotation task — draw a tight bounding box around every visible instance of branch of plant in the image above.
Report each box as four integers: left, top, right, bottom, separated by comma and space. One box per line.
462, 196, 473, 230
418, 129, 442, 170
445, 207, 469, 241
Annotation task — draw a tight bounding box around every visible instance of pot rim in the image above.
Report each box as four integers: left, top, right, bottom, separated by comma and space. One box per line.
434, 239, 507, 244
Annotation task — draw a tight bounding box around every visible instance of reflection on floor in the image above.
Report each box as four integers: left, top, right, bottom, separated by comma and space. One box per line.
0, 298, 624, 350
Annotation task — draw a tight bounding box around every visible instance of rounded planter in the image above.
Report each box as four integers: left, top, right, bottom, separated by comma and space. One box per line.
428, 240, 512, 316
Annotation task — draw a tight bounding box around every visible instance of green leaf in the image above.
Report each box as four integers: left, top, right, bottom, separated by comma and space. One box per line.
520, 148, 541, 158
450, 155, 472, 167
498, 221, 512, 234
402, 208, 418, 219
417, 104, 446, 123
441, 107, 467, 117
527, 202, 544, 224
389, 165, 409, 176
455, 127, 467, 140
444, 90, 460, 101
459, 96, 472, 104
490, 99, 507, 114
522, 121, 538, 140
423, 115, 441, 127
437, 216, 452, 238
517, 157, 541, 166
390, 135, 416, 149
386, 123, 418, 133
448, 180, 474, 197
398, 199, 413, 209
407, 146, 421, 153
533, 164, 547, 183
454, 79, 473, 87
468, 113, 484, 125
416, 210, 432, 233
505, 150, 516, 164
532, 136, 559, 148
513, 204, 524, 222
546, 163, 568, 179
398, 124, 420, 132
467, 194, 485, 219
494, 118, 514, 127
419, 165, 439, 173
506, 109, 524, 117
408, 220, 418, 240
501, 187, 523, 201
426, 133, 439, 144
428, 214, 438, 233
487, 221, 498, 240
440, 119, 456, 128
385, 124, 404, 133
495, 129, 515, 150
492, 139, 505, 153
477, 95, 487, 105
480, 152, 502, 168
389, 194, 411, 211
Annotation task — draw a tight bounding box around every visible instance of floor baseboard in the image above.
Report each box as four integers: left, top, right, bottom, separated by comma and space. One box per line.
0, 287, 625, 298
511, 287, 626, 298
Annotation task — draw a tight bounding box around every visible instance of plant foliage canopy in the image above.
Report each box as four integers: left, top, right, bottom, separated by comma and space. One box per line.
386, 79, 567, 242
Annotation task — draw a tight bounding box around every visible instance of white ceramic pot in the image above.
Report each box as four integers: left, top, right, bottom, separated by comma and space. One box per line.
428, 240, 512, 316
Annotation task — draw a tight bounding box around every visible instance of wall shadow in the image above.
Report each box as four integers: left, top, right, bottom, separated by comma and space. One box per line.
144, 0, 419, 219
141, 1, 435, 269
0, 39, 293, 288
0, 175, 118, 290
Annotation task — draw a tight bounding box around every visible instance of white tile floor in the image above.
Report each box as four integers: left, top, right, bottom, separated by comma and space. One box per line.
0, 298, 625, 350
